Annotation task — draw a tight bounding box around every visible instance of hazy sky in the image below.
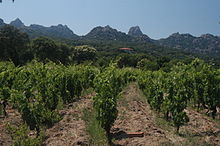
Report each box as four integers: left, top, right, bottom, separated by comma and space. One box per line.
0, 0, 219, 39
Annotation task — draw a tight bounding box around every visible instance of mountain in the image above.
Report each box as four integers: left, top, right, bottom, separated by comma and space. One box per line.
22, 24, 78, 39
128, 26, 143, 37
0, 18, 5, 26
84, 25, 133, 41
1, 18, 220, 60
0, 18, 78, 39
84, 25, 154, 43
128, 26, 153, 43
10, 18, 25, 28
157, 32, 220, 56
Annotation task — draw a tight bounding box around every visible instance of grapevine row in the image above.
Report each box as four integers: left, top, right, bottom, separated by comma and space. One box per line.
138, 59, 220, 132
0, 60, 98, 136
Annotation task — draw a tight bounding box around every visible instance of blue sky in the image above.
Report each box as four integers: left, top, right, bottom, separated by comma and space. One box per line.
0, 0, 219, 39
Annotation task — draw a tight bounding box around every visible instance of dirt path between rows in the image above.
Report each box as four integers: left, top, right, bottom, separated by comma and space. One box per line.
44, 94, 94, 146
0, 107, 22, 146
111, 83, 171, 146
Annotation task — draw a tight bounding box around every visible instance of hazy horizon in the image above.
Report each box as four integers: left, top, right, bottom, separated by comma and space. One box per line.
0, 0, 219, 39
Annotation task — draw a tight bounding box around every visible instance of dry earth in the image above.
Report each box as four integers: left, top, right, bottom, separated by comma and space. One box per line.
111, 83, 171, 146
44, 94, 94, 146
0, 106, 22, 146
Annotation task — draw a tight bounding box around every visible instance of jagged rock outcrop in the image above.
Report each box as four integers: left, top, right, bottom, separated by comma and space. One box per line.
128, 26, 153, 43
10, 18, 25, 28
0, 18, 5, 26
128, 26, 143, 37
158, 32, 220, 54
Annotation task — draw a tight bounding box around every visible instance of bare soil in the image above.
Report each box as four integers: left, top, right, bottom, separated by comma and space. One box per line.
111, 83, 171, 146
44, 94, 94, 146
0, 106, 22, 146
182, 108, 220, 145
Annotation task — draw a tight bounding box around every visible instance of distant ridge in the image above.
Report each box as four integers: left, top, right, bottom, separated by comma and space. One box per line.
0, 18, 220, 58
84, 25, 133, 41
157, 32, 220, 55
1, 18, 78, 39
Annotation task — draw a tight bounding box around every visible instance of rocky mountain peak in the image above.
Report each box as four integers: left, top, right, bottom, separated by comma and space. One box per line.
51, 24, 70, 30
10, 18, 25, 28
169, 32, 194, 39
50, 24, 76, 38
85, 25, 132, 41
87, 25, 117, 34
200, 34, 215, 39
101, 25, 114, 32
104, 25, 111, 29
128, 26, 143, 37
170, 32, 181, 37
0, 18, 5, 25
56, 24, 68, 28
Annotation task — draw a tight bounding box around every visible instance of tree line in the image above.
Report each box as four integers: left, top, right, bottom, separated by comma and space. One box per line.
0, 25, 96, 66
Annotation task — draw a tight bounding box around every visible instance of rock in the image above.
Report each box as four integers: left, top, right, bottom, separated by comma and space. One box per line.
128, 26, 143, 37
0, 18, 5, 26
158, 32, 220, 55
128, 26, 152, 42
10, 18, 25, 28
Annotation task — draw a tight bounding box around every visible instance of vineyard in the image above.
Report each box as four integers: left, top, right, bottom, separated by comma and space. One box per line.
0, 59, 220, 145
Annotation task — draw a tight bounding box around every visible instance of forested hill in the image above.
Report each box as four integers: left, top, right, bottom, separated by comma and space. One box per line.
1, 18, 220, 64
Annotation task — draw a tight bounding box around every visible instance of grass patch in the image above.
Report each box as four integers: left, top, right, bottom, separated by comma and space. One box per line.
81, 88, 94, 97
82, 108, 108, 146
155, 114, 174, 132
180, 136, 216, 146
6, 123, 45, 146
0, 104, 3, 116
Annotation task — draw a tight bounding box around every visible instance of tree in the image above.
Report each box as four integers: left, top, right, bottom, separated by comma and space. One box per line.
74, 45, 97, 64
57, 43, 72, 64
0, 25, 30, 65
117, 54, 139, 68
31, 37, 61, 62
137, 58, 159, 71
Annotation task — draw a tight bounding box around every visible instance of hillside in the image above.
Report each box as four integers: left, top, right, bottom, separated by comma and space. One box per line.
84, 25, 132, 42
0, 18, 78, 39
1, 18, 220, 64
158, 32, 220, 59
